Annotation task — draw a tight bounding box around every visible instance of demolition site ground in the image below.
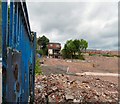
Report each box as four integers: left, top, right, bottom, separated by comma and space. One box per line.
35, 55, 119, 103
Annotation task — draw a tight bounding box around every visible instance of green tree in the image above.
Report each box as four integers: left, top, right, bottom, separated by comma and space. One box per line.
62, 39, 88, 60
79, 39, 88, 52
66, 40, 76, 59
61, 44, 68, 59
37, 35, 49, 56
73, 39, 80, 54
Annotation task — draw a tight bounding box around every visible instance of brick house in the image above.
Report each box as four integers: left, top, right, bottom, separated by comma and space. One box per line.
48, 43, 61, 58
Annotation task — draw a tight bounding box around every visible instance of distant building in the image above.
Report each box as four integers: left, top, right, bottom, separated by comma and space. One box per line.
48, 43, 61, 58
84, 49, 112, 55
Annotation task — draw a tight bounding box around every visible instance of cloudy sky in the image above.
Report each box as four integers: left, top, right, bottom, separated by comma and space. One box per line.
26, 1, 118, 50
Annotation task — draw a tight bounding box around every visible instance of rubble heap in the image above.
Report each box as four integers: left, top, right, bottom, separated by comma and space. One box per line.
35, 74, 118, 103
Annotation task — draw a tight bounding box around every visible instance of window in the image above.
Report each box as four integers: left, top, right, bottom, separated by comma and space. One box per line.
56, 44, 60, 48
50, 44, 53, 47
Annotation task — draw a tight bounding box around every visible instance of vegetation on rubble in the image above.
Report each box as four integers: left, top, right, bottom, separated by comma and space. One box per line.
62, 39, 88, 60
35, 58, 42, 75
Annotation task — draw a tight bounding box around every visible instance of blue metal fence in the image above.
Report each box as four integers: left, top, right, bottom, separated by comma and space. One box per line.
2, 1, 36, 103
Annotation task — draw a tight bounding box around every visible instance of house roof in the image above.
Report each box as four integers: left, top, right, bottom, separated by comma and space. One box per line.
48, 42, 61, 45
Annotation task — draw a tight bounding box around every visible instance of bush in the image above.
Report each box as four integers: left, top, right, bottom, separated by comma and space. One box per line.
35, 59, 42, 75
79, 55, 85, 60
36, 50, 43, 55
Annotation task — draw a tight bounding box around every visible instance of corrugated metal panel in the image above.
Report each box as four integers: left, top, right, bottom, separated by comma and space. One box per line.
2, 1, 36, 103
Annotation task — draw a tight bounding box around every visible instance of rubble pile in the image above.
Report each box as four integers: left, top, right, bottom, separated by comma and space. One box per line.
35, 74, 118, 103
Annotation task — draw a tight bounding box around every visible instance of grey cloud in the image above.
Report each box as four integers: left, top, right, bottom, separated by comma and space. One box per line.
27, 2, 118, 50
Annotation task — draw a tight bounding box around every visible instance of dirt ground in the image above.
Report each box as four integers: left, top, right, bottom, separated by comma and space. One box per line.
42, 56, 118, 73
41, 56, 119, 84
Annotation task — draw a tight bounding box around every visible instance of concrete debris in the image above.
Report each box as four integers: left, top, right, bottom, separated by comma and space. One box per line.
34, 74, 118, 103
65, 94, 74, 100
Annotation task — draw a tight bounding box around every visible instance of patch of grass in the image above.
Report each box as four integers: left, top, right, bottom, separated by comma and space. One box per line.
35, 59, 42, 75
89, 54, 97, 56
102, 54, 114, 57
